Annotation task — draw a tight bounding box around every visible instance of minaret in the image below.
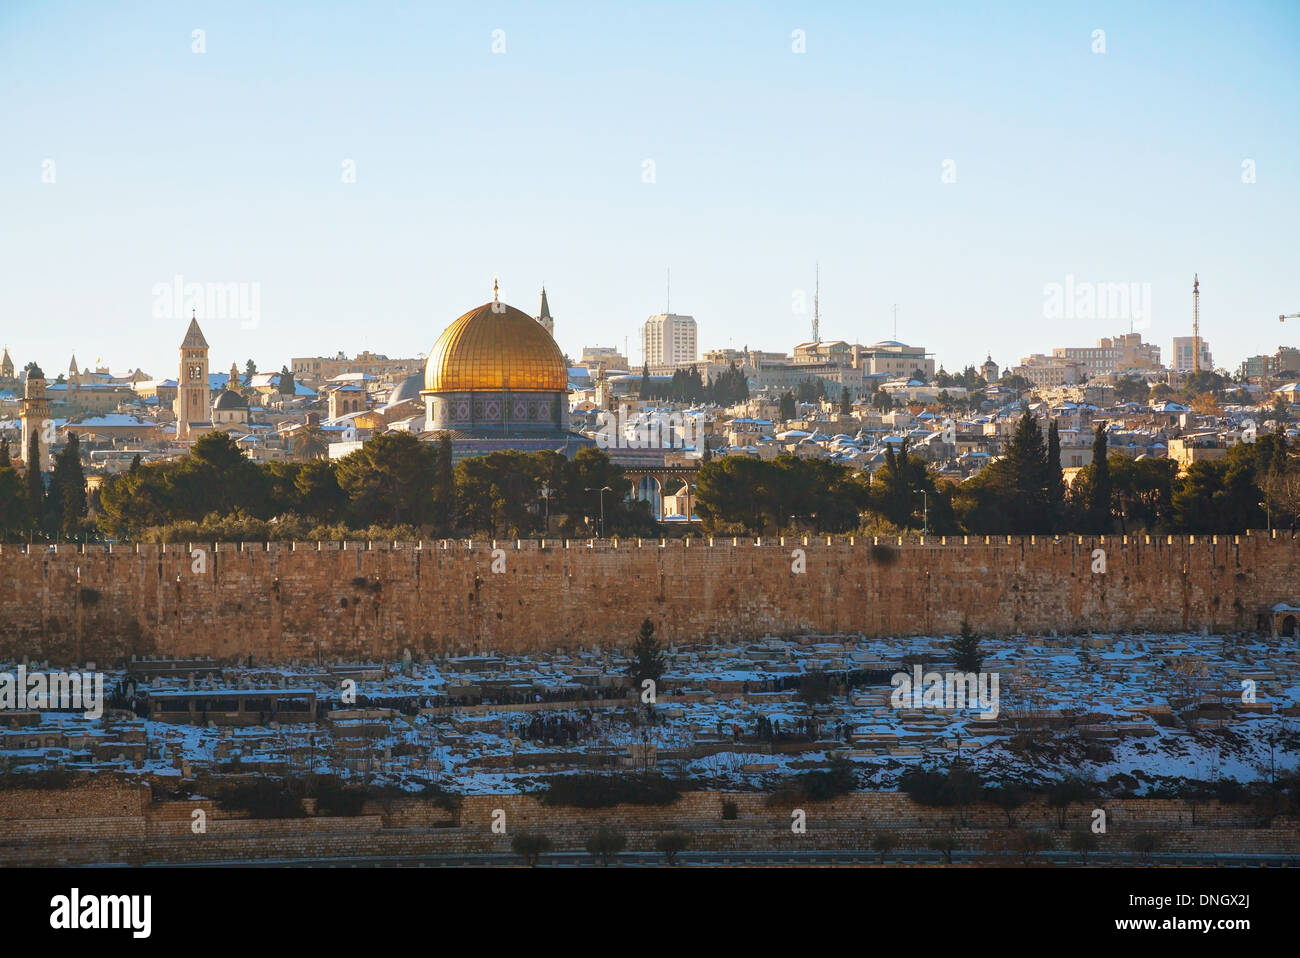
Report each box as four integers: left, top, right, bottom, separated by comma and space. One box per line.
537, 287, 554, 337
176, 310, 210, 440
19, 365, 50, 467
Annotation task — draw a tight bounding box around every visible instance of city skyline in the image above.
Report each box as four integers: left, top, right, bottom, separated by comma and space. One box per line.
2, 1, 1297, 378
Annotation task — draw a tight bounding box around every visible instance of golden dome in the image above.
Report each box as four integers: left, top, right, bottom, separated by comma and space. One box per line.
424, 300, 568, 393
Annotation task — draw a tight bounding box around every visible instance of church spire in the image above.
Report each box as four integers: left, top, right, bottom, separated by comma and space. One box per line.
537, 286, 554, 336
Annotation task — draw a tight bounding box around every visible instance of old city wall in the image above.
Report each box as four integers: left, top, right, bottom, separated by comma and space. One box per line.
0, 781, 1296, 865
0, 533, 1297, 666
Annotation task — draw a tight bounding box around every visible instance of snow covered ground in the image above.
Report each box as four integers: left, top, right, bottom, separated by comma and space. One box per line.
1, 631, 1296, 795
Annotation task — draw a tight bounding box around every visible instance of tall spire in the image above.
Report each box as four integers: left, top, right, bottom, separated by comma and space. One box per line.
812, 263, 820, 343
229, 361, 240, 390
539, 286, 551, 319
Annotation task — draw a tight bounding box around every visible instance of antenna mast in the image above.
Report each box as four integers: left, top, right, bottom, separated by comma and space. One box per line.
812, 263, 820, 343
1192, 274, 1201, 374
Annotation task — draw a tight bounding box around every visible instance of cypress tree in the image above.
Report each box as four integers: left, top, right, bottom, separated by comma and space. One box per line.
1046, 419, 1065, 531
432, 434, 456, 536
50, 432, 87, 538
638, 363, 650, 401
25, 432, 43, 531
1087, 424, 1111, 533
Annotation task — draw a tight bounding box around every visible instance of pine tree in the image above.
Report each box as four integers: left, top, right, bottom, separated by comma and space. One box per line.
627, 618, 667, 688
277, 365, 294, 396
951, 620, 982, 673
25, 432, 43, 531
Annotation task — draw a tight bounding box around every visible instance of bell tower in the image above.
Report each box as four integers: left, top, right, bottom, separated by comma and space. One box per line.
176, 311, 210, 440
19, 365, 51, 467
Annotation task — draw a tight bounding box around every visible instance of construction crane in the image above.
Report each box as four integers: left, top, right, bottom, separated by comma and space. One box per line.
1281, 313, 1299, 323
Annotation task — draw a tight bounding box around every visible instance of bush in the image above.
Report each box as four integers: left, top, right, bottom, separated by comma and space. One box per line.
927, 832, 959, 864
1128, 832, 1162, 860
510, 831, 552, 867
0, 768, 79, 791
585, 827, 627, 865
541, 773, 681, 809
1069, 827, 1099, 862
1012, 829, 1054, 863
78, 586, 101, 605
655, 832, 689, 865
871, 832, 898, 864
214, 779, 306, 819
721, 800, 739, 821
785, 754, 858, 802
305, 775, 366, 817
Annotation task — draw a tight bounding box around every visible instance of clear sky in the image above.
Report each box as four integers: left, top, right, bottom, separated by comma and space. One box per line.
2, 0, 1297, 380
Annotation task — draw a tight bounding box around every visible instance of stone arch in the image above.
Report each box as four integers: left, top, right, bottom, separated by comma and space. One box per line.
635, 475, 663, 520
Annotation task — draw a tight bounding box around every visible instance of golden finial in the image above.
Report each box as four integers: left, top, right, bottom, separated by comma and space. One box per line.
493, 276, 500, 303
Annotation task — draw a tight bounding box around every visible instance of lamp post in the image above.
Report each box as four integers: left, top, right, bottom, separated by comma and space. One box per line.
539, 482, 553, 531
915, 491, 928, 536
585, 485, 612, 538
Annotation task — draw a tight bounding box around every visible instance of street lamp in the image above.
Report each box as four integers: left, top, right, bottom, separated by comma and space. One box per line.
539, 482, 553, 530
915, 491, 928, 536
585, 485, 612, 538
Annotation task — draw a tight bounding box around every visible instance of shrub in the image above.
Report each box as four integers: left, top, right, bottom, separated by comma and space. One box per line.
305, 775, 366, 817
927, 832, 959, 864
1013, 829, 1053, 863
721, 800, 739, 821
1069, 827, 1099, 863
510, 831, 552, 867
871, 832, 898, 864
78, 586, 101, 605
1128, 832, 1162, 860
541, 773, 681, 809
214, 779, 306, 819
654, 831, 689, 865
585, 827, 627, 865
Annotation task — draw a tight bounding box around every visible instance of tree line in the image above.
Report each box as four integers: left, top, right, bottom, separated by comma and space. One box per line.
638, 362, 749, 406
694, 411, 1299, 536
2, 432, 659, 542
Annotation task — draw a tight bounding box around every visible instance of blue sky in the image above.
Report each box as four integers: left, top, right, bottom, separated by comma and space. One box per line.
2, 0, 1297, 380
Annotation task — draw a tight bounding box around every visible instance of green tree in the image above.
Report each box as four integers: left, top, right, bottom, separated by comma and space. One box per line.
335, 432, 436, 527
245, 358, 258, 378
1046, 419, 1065, 530
839, 386, 852, 416
654, 831, 689, 865
779, 391, 796, 421
1083, 424, 1111, 533
25, 432, 44, 530
627, 618, 666, 689
510, 831, 552, 867
0, 463, 27, 538
431, 434, 456, 536
951, 620, 982, 673
47, 432, 88, 538
277, 365, 294, 396
584, 827, 627, 866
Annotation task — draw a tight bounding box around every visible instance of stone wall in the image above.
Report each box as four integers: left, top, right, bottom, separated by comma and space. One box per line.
0, 782, 1295, 865
1, 533, 1296, 666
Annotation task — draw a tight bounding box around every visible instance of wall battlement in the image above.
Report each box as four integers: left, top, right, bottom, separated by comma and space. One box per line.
1, 534, 1296, 665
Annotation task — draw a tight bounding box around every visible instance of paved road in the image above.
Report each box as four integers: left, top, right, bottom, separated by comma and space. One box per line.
132, 850, 1300, 868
